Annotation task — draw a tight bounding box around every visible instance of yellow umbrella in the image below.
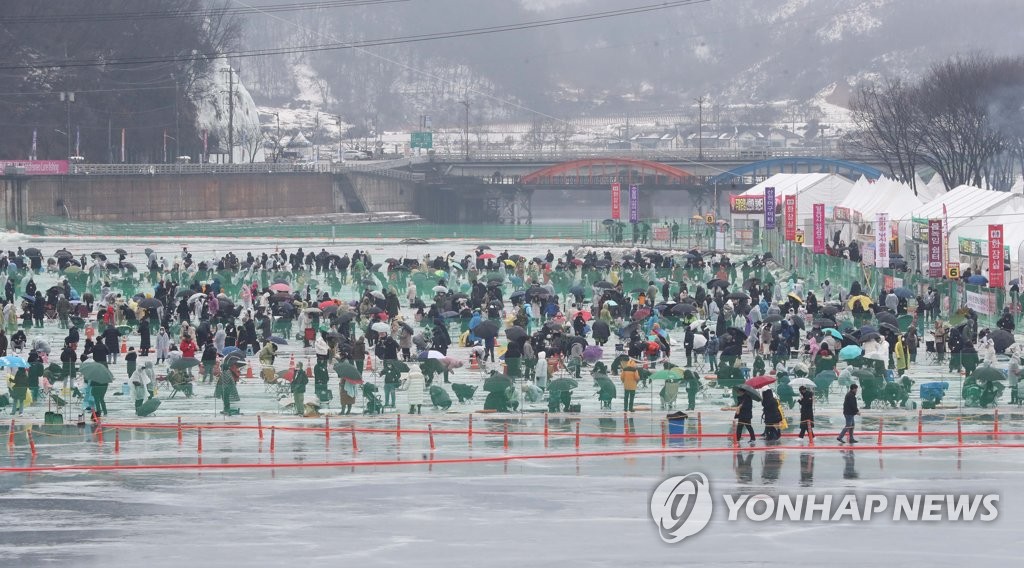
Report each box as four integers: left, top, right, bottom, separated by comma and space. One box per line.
496, 345, 508, 357
787, 292, 803, 305
846, 295, 873, 310
503, 259, 516, 267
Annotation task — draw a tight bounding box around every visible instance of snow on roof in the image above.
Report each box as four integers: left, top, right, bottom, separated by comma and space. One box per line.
906, 185, 1020, 229
741, 173, 835, 197
838, 176, 922, 220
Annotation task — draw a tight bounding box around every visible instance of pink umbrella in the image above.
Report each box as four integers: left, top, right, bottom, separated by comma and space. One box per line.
746, 375, 777, 389
269, 283, 291, 293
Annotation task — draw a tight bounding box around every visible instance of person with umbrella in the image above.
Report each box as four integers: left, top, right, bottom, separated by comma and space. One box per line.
813, 344, 836, 376
734, 388, 755, 443
683, 324, 695, 367
620, 357, 639, 412
904, 326, 919, 364
10, 366, 29, 415
933, 320, 947, 363
797, 386, 814, 439
290, 363, 308, 416
838, 384, 860, 444
218, 358, 242, 415
761, 389, 783, 442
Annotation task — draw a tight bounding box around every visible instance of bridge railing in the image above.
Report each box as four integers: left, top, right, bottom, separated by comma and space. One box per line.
66, 158, 427, 178
427, 147, 874, 163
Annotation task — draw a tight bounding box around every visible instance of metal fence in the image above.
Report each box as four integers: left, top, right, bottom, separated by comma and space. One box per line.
66, 157, 427, 181
428, 147, 874, 163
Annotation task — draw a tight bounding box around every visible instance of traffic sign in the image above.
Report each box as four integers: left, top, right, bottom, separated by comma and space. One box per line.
705, 214, 715, 224
410, 131, 433, 149
794, 230, 805, 244
947, 263, 960, 279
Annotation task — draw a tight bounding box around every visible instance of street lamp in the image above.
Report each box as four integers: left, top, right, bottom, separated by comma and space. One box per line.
59, 91, 75, 158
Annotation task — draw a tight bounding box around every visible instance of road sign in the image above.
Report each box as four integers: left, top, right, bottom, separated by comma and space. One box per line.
794, 229, 805, 244
410, 132, 433, 149
705, 214, 715, 224
947, 263, 960, 279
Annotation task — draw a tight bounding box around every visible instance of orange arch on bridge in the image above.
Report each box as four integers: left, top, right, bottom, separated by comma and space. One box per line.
519, 158, 693, 185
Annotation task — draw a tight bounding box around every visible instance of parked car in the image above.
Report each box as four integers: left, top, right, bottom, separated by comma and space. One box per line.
341, 149, 372, 161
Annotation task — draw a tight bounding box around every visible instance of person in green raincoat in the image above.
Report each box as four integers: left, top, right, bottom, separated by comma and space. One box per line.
217, 359, 241, 415
313, 360, 330, 402
683, 369, 701, 411
291, 363, 308, 416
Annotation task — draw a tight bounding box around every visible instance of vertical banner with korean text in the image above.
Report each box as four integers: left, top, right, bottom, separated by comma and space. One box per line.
989, 224, 1005, 288
764, 187, 776, 230
628, 184, 639, 224
610, 182, 621, 220
928, 219, 943, 278
875, 212, 890, 268
783, 195, 797, 241
812, 203, 825, 253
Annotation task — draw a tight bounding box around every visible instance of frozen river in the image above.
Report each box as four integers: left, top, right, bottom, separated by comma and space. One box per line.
0, 232, 1022, 566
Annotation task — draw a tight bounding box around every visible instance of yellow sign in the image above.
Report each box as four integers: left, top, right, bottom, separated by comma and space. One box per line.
947, 265, 960, 279
794, 230, 805, 244
705, 214, 715, 224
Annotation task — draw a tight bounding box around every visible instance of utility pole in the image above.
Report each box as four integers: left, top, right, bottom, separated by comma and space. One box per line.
274, 112, 281, 162
695, 95, 707, 161
173, 75, 180, 160
59, 91, 75, 158
222, 67, 235, 163
336, 115, 342, 162
460, 98, 470, 160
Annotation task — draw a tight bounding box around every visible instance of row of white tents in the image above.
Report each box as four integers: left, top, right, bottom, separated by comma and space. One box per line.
728, 173, 1024, 286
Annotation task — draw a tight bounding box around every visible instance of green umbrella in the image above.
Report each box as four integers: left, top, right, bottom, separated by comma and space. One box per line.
483, 374, 514, 392
648, 369, 678, 381
382, 360, 410, 373
80, 362, 114, 384
169, 357, 200, 371
420, 359, 444, 375
549, 378, 579, 392
970, 367, 1004, 384
334, 361, 361, 380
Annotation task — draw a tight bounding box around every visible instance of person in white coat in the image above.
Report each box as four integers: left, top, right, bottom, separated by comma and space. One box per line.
155, 327, 171, 365
403, 371, 425, 414
535, 351, 548, 389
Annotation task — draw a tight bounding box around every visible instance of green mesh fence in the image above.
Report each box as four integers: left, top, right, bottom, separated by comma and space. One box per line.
762, 230, 1015, 330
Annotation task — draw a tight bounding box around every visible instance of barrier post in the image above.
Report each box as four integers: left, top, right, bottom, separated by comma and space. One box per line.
994, 408, 1000, 441
351, 424, 358, 453
197, 427, 203, 454
623, 411, 630, 436
467, 413, 472, 442
27, 430, 36, 456
917, 410, 923, 443
257, 415, 263, 440
325, 416, 330, 447
115, 428, 120, 453
807, 421, 814, 446
575, 422, 581, 449
543, 413, 549, 447
503, 423, 509, 451
731, 420, 738, 448
957, 418, 963, 446
270, 426, 276, 453
7, 420, 14, 446
697, 412, 703, 439
876, 418, 883, 446
660, 421, 666, 448
428, 423, 436, 451
177, 416, 182, 444
396, 414, 401, 442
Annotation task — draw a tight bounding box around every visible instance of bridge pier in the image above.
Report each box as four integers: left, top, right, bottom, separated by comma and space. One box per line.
487, 187, 532, 225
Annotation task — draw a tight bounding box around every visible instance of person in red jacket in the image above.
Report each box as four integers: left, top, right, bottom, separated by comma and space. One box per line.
180, 337, 198, 358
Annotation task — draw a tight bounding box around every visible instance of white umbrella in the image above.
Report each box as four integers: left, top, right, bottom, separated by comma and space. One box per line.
789, 377, 816, 390
692, 334, 707, 349
432, 286, 448, 294
370, 290, 385, 299
689, 319, 706, 330
371, 322, 390, 333
421, 350, 445, 360
188, 292, 205, 304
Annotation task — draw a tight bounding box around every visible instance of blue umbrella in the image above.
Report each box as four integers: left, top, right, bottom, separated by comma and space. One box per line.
892, 287, 914, 300
821, 328, 843, 340
838, 345, 863, 361
966, 275, 988, 285
219, 346, 242, 357
268, 336, 288, 346
1, 356, 30, 369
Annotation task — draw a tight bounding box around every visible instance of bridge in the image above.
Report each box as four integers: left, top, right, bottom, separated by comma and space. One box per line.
519, 157, 693, 188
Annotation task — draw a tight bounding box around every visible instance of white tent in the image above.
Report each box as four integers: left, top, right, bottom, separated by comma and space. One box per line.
830, 176, 924, 258
729, 173, 855, 244
899, 185, 1024, 279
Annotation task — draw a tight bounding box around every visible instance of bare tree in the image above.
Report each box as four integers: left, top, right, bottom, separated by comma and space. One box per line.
850, 78, 921, 192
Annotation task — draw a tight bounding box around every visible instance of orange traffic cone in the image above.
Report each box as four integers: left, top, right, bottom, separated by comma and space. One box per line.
289, 354, 295, 369
120, 337, 128, 354
470, 352, 479, 370
365, 354, 374, 371
245, 364, 254, 379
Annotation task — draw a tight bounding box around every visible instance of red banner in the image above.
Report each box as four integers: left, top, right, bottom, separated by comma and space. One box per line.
610, 183, 621, 220
928, 219, 943, 278
784, 195, 797, 241
0, 160, 69, 175
812, 203, 826, 253
989, 224, 1005, 288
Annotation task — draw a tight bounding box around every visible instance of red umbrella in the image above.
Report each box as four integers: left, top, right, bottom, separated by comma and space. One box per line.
570, 258, 583, 266
578, 310, 592, 322
319, 299, 338, 310
478, 253, 496, 260
342, 376, 364, 385
269, 283, 291, 293
632, 308, 651, 321
746, 375, 777, 389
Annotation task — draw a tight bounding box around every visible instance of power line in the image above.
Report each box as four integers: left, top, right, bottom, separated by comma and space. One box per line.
0, 0, 410, 25
0, 0, 710, 70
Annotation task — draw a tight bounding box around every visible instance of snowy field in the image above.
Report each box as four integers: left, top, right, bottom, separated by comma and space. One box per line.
0, 233, 1022, 566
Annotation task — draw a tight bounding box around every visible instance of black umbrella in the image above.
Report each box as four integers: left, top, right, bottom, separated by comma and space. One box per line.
671, 303, 696, 316
91, 252, 107, 260
707, 278, 729, 289
24, 247, 42, 257
859, 332, 881, 343
526, 286, 550, 297
138, 298, 162, 310
726, 327, 748, 340
741, 278, 761, 290
114, 248, 128, 255
763, 314, 782, 323
473, 320, 499, 339
876, 312, 898, 326
593, 281, 614, 289
483, 374, 514, 392
726, 292, 749, 301
990, 329, 1014, 353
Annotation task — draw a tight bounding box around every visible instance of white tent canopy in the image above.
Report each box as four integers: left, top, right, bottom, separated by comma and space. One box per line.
730, 173, 855, 240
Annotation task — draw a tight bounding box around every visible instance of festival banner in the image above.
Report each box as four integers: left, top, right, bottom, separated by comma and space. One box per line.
928, 219, 943, 278
764, 187, 776, 230
30, 129, 37, 160
121, 128, 126, 163
783, 195, 797, 241
730, 194, 765, 214
75, 126, 80, 158
875, 212, 890, 268
610, 182, 621, 220
833, 206, 850, 221
628, 184, 639, 223
989, 224, 1005, 288
965, 289, 996, 315
812, 203, 826, 253
0, 160, 69, 175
